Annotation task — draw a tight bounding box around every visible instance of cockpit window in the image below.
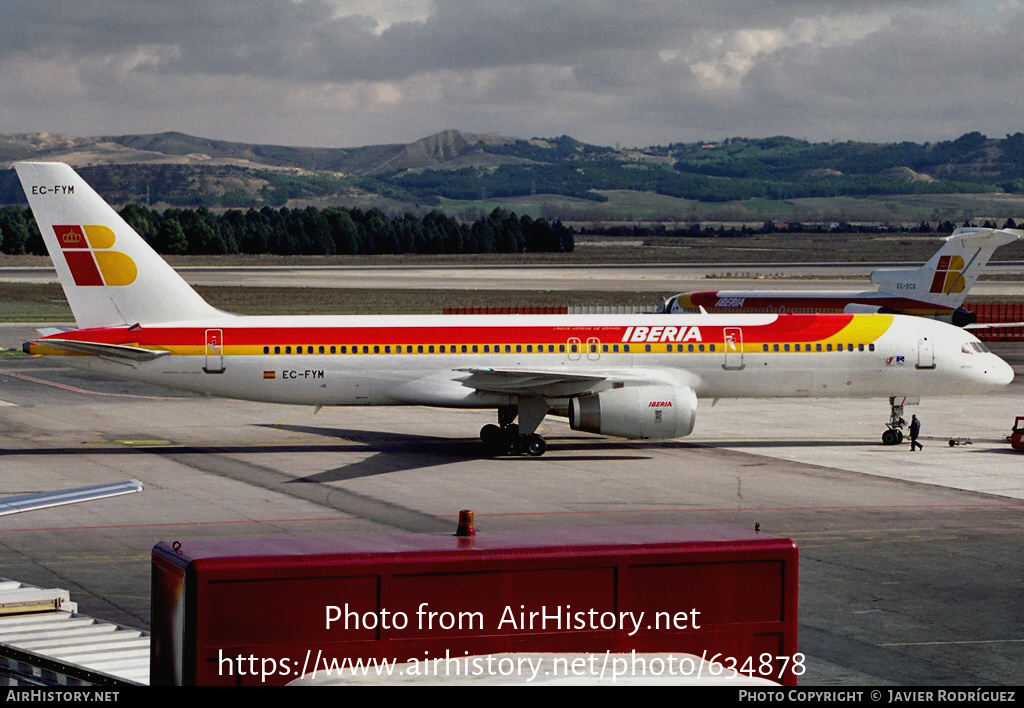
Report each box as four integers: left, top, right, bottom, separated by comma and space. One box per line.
968, 342, 990, 353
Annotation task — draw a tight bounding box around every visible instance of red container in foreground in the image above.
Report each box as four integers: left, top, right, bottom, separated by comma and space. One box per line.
151, 524, 798, 685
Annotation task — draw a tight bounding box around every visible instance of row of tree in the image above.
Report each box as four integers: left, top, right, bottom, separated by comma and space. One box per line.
0, 205, 575, 256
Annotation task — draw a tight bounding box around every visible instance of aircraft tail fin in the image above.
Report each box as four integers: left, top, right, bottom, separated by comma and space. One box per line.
14, 162, 225, 329
869, 228, 1020, 308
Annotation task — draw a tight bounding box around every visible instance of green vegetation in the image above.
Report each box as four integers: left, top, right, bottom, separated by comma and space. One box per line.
0, 205, 574, 256
5, 130, 1024, 222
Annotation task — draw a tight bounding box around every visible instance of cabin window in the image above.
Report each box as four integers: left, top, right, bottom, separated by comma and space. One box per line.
484, 345, 490, 353
602, 344, 608, 353
645, 344, 651, 353
858, 344, 864, 352
816, 344, 822, 352
784, 344, 790, 352
263, 346, 269, 354
285, 346, 292, 354
559, 344, 566, 353
428, 345, 435, 353
417, 345, 423, 353
384, 346, 391, 354
763, 344, 769, 352
773, 344, 779, 352
869, 343, 875, 352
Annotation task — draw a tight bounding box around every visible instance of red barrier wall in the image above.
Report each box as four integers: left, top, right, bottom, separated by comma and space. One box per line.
151, 525, 799, 686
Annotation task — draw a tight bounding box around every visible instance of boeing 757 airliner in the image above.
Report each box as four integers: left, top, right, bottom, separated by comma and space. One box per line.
15, 163, 1014, 454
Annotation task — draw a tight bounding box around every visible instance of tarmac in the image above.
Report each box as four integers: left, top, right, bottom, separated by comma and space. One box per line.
0, 337, 1021, 686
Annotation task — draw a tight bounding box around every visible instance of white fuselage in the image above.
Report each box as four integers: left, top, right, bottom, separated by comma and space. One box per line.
42, 313, 1013, 408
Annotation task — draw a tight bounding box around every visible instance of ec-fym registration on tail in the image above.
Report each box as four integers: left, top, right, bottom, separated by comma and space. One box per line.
16, 162, 1014, 454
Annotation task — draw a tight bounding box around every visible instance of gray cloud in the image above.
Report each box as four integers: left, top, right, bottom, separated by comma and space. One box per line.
1, 0, 1022, 147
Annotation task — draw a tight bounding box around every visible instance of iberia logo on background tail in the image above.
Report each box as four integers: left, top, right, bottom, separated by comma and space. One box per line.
54, 224, 137, 286
929, 255, 964, 295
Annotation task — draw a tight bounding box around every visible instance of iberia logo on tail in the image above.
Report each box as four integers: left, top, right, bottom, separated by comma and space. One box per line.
54, 225, 137, 286
930, 255, 965, 295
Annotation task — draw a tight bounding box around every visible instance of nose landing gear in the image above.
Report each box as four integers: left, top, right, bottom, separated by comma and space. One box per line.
882, 396, 909, 445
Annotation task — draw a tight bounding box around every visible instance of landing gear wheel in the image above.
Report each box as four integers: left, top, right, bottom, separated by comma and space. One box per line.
882, 428, 900, 446
895, 430, 904, 444
504, 434, 522, 456
524, 434, 547, 457
480, 424, 502, 446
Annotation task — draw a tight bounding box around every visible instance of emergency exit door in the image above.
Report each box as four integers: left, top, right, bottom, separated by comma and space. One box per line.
723, 327, 744, 370
204, 329, 225, 374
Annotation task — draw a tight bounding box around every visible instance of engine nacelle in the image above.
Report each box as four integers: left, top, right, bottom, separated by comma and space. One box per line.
569, 385, 697, 439
951, 306, 977, 328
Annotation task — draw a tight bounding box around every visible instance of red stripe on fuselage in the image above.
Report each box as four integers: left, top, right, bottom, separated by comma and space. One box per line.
38, 314, 866, 348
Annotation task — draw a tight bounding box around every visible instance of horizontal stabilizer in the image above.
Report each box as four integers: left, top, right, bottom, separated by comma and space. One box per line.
0, 480, 144, 516
28, 338, 169, 362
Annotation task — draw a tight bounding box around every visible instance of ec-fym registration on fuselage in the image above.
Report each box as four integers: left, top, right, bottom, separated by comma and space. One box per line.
15, 162, 1014, 455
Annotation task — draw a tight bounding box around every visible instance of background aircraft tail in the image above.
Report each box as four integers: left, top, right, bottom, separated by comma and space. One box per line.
869, 227, 1020, 309
15, 162, 224, 329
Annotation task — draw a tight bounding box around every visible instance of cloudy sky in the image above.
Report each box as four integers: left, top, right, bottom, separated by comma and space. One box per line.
3, 0, 1023, 148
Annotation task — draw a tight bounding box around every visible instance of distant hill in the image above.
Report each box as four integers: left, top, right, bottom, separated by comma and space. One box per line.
3, 129, 1024, 220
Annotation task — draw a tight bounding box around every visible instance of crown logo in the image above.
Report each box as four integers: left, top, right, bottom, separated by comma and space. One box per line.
51, 224, 136, 287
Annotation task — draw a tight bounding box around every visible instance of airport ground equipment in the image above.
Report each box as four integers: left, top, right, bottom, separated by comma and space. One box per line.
1010, 417, 1024, 451
151, 524, 800, 686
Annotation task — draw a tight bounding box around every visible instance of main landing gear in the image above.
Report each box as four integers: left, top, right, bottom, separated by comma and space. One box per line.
480, 400, 549, 457
881, 396, 906, 446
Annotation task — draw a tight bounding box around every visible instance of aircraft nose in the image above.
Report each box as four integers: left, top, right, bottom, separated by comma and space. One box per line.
988, 355, 1015, 387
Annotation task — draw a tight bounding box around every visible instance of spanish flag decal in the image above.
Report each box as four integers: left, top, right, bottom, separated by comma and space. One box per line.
263, 371, 276, 379
53, 225, 137, 286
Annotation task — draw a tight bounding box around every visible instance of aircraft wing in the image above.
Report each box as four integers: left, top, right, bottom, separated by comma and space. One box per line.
27, 338, 169, 362
455, 366, 699, 398
964, 322, 1024, 330
0, 480, 144, 516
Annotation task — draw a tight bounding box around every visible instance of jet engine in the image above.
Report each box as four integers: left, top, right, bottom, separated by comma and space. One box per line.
569, 385, 697, 439
950, 306, 977, 328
